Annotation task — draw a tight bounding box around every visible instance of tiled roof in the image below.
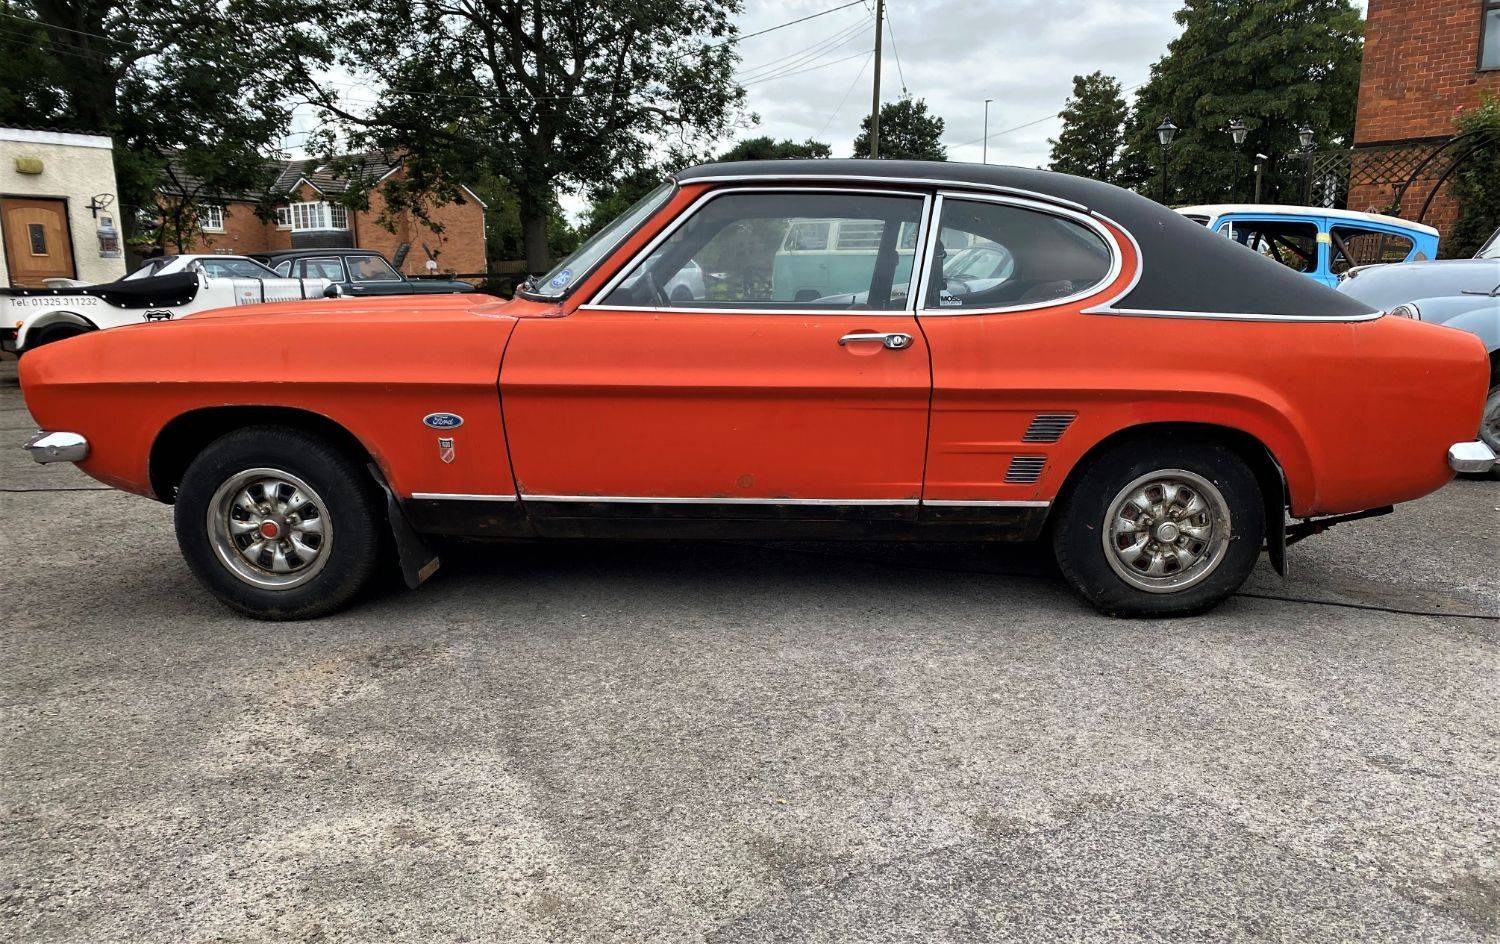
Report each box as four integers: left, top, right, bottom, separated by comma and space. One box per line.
159, 151, 399, 200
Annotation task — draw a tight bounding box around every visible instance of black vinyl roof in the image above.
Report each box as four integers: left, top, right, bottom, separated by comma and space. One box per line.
677, 160, 1378, 319
248, 248, 386, 261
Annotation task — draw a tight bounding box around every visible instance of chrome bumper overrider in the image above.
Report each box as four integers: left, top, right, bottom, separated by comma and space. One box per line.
1448, 440, 1497, 474
23, 430, 89, 464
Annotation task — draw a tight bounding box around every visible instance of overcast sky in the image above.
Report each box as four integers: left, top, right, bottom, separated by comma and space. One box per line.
290, 0, 1367, 218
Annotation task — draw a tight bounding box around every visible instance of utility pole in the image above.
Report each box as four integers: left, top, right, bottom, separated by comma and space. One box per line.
868, 0, 884, 159
982, 99, 993, 164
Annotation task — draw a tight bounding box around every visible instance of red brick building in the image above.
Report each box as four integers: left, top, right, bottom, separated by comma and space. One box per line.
1347, 0, 1500, 240
155, 154, 488, 277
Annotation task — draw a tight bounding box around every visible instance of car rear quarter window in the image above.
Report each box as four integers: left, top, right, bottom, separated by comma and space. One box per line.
922, 198, 1111, 310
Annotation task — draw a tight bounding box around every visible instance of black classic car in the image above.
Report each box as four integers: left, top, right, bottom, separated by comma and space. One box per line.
250, 249, 476, 296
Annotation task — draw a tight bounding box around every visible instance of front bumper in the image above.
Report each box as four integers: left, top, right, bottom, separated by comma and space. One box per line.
23, 430, 89, 464
1448, 440, 1497, 474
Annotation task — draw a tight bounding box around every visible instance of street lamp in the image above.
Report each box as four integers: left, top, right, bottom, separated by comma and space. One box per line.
1156, 117, 1178, 204
1298, 126, 1316, 150
983, 99, 993, 165
1227, 119, 1248, 200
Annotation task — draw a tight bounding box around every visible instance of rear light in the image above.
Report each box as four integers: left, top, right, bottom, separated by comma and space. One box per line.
1389, 303, 1420, 320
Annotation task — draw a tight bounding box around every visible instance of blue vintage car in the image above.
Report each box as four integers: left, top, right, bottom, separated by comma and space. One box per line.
1175, 205, 1440, 288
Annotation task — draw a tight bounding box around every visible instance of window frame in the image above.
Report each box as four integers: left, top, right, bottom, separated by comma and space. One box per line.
583, 186, 934, 316
1481, 0, 1500, 71
300, 256, 348, 281
285, 201, 349, 232
913, 191, 1122, 318
198, 204, 225, 233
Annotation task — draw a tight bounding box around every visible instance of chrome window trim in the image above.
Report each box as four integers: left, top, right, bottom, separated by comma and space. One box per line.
679, 172, 1089, 213
1081, 209, 1384, 323
913, 192, 1123, 318
581, 186, 933, 317
409, 492, 519, 501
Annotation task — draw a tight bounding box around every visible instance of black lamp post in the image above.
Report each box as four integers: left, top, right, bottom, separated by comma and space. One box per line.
1227, 118, 1248, 200
1156, 117, 1178, 204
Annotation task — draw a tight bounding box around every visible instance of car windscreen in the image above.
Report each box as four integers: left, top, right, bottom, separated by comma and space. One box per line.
347, 255, 402, 282
198, 258, 280, 279
525, 182, 674, 299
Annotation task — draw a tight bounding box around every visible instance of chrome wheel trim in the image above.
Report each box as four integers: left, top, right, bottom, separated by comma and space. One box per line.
206, 467, 333, 590
1101, 468, 1232, 594
1481, 387, 1500, 454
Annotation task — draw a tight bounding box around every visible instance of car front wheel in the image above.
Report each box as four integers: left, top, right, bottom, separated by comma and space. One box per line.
174, 426, 383, 619
1052, 440, 1265, 617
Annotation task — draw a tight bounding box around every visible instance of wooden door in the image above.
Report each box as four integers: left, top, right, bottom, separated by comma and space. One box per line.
2, 197, 76, 286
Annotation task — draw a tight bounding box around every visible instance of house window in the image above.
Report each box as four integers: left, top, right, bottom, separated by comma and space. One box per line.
276, 206, 292, 228
199, 204, 225, 232
1484, 1, 1500, 70
285, 201, 350, 231
1476, 0, 1500, 69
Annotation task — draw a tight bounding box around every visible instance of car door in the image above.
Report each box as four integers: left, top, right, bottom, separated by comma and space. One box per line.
500, 187, 934, 526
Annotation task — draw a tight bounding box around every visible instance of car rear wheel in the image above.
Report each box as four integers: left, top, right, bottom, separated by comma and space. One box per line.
174, 426, 383, 619
21, 324, 88, 355
1052, 440, 1265, 616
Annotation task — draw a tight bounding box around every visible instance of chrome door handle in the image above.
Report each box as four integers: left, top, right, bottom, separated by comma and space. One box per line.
839, 332, 913, 350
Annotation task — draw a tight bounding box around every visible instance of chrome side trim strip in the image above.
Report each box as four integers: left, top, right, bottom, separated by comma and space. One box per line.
922, 499, 1051, 508
1089, 307, 1384, 323
681, 173, 1090, 213
522, 495, 919, 506
409, 492, 519, 501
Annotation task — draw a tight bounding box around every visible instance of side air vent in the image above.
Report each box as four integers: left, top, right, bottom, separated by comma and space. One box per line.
1022, 412, 1077, 443
1005, 456, 1047, 484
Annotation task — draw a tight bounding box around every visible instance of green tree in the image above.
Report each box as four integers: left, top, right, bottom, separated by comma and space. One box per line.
1118, 0, 1362, 205
0, 0, 336, 246
1447, 96, 1500, 259
853, 97, 946, 161
717, 136, 832, 162
1048, 72, 1127, 183
316, 0, 745, 273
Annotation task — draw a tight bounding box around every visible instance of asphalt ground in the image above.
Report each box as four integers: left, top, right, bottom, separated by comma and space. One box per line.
1, 356, 1497, 943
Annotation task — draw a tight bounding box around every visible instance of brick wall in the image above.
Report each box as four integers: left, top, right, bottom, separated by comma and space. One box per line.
1349, 0, 1500, 248
352, 171, 486, 277
158, 173, 485, 273
1354, 0, 1499, 145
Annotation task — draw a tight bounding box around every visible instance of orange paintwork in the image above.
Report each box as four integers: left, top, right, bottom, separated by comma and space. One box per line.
19, 181, 1491, 523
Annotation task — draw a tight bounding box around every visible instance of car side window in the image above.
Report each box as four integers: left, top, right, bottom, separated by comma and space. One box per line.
1329, 226, 1415, 275
348, 255, 402, 282
922, 199, 1111, 310
303, 257, 347, 281
599, 191, 926, 311
1221, 220, 1319, 273
273, 261, 292, 277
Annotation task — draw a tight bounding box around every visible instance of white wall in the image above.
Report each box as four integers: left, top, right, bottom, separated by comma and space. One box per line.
0, 128, 127, 287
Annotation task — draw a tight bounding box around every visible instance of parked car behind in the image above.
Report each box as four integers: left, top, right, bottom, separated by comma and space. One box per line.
20, 159, 1495, 621
2, 254, 333, 355
1338, 258, 1500, 464
1176, 205, 1439, 287
252, 249, 476, 297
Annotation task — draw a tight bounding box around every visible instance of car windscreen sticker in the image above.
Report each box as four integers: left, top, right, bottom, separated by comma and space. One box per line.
548, 269, 572, 289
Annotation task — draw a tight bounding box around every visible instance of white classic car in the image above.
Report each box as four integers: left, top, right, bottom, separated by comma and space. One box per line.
2, 254, 333, 355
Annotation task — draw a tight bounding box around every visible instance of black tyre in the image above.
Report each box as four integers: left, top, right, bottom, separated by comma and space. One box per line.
21, 324, 88, 355
174, 426, 384, 619
1052, 439, 1265, 617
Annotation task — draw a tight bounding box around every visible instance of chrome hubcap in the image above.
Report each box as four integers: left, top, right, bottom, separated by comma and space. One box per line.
206, 468, 332, 590
1102, 469, 1232, 594
1481, 389, 1500, 452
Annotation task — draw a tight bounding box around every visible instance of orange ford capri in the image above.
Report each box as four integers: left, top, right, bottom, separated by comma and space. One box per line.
20, 160, 1495, 619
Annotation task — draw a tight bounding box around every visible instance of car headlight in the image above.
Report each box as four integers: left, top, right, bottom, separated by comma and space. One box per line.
1389, 303, 1420, 320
